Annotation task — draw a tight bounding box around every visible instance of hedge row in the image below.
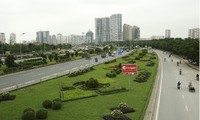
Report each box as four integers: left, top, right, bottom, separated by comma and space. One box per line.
68, 67, 93, 77
0, 92, 16, 102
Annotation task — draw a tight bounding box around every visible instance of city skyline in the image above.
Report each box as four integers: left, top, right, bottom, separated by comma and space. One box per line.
0, 0, 199, 42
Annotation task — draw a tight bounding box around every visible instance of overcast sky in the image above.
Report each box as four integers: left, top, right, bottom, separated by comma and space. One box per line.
0, 0, 199, 42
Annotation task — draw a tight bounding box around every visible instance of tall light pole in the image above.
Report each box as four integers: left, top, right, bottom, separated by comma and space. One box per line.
19, 33, 25, 58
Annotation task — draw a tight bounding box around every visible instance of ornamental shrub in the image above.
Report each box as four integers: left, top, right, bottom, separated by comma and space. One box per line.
22, 108, 35, 120
52, 100, 62, 110
85, 78, 99, 88
23, 108, 35, 114
36, 108, 48, 119
42, 100, 52, 109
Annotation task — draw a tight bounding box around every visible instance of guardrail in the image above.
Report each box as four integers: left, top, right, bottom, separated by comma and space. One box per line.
0, 51, 131, 94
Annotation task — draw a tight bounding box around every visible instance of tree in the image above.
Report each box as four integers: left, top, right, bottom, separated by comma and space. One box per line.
5, 55, 16, 68
48, 54, 53, 62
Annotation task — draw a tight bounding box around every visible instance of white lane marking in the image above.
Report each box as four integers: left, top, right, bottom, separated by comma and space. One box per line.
25, 80, 35, 84
155, 53, 163, 120
32, 73, 44, 77
185, 105, 188, 111
182, 95, 184, 99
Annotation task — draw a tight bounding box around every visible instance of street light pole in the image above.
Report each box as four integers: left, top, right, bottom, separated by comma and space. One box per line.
20, 33, 25, 58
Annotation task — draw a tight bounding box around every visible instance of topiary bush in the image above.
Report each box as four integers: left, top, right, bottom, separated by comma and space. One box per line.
52, 100, 62, 110
85, 78, 99, 88
36, 108, 48, 119
42, 100, 52, 109
22, 108, 35, 120
23, 108, 35, 114
106, 72, 116, 77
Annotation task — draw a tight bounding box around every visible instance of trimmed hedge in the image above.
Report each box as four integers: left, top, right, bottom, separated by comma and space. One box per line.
52, 100, 62, 110
42, 100, 52, 109
22, 108, 35, 120
36, 108, 48, 119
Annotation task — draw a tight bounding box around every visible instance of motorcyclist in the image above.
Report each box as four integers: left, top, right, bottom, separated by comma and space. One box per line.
196, 74, 199, 81
177, 81, 181, 89
179, 69, 182, 75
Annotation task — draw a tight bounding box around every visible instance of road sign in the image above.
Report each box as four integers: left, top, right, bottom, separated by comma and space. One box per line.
122, 64, 137, 75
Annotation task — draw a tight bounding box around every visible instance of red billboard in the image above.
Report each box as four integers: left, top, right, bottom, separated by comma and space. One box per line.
122, 64, 137, 75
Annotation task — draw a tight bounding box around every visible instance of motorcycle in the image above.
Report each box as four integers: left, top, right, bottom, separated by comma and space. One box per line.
177, 81, 181, 90
179, 69, 182, 75
177, 84, 180, 90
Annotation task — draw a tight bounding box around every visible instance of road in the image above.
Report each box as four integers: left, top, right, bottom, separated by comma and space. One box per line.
0, 50, 130, 91
155, 50, 199, 120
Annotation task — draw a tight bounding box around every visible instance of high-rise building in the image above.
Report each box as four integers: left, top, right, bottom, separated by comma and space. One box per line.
132, 26, 140, 40
123, 24, 132, 41
95, 17, 110, 43
188, 28, 199, 39
36, 31, 50, 44
57, 33, 63, 45
51, 35, 57, 45
95, 18, 102, 43
0, 33, 6, 44
9, 33, 16, 45
86, 30, 94, 43
165, 29, 171, 38
102, 17, 110, 42
110, 14, 122, 41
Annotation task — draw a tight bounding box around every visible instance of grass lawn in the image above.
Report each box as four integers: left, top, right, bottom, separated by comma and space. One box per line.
0, 50, 158, 120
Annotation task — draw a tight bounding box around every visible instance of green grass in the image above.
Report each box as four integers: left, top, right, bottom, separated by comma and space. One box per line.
0, 50, 158, 120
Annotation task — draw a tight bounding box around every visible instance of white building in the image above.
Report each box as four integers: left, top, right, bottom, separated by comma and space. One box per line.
165, 29, 171, 38
110, 14, 122, 42
9, 33, 16, 45
188, 28, 199, 39
123, 24, 132, 41
0, 33, 6, 44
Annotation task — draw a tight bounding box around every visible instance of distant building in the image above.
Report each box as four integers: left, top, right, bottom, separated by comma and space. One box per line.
95, 18, 102, 43
51, 35, 57, 45
110, 14, 122, 41
165, 29, 171, 38
123, 24, 132, 41
151, 36, 164, 40
36, 31, 50, 44
57, 33, 63, 45
86, 30, 94, 43
0, 33, 6, 44
10, 33, 16, 45
188, 28, 199, 39
132, 26, 140, 40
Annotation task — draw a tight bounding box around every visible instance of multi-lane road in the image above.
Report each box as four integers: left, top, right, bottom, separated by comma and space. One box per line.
0, 51, 130, 91
155, 50, 199, 120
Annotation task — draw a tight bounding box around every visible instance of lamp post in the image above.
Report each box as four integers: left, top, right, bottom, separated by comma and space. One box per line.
19, 33, 25, 58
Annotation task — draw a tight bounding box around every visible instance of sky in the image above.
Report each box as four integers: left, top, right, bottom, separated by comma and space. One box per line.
0, 0, 199, 42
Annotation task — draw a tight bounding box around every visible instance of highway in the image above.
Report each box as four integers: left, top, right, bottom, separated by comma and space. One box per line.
0, 51, 130, 91
155, 50, 199, 120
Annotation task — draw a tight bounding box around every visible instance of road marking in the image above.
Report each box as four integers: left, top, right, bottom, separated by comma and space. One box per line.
182, 95, 184, 99
25, 80, 35, 84
185, 105, 189, 111
155, 54, 163, 120
32, 73, 44, 77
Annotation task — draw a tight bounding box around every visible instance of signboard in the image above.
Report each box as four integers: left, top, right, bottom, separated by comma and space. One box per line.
122, 64, 137, 75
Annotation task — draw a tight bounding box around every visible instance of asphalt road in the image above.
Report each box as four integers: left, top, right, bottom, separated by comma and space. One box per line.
155, 50, 199, 120
0, 51, 130, 91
